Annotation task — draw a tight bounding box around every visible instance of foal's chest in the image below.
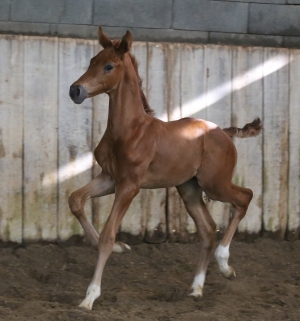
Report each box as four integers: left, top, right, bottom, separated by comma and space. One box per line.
94, 137, 116, 175
94, 136, 136, 177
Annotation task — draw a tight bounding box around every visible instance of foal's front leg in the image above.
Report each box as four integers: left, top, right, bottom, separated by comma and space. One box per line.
79, 180, 140, 310
68, 172, 130, 253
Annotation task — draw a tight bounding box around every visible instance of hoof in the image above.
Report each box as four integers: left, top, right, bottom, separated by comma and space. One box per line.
220, 266, 236, 280
78, 299, 93, 311
189, 288, 203, 298
113, 241, 131, 253
78, 284, 100, 311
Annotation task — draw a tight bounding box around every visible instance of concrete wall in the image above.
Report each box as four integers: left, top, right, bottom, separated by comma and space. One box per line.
1, 1, 300, 47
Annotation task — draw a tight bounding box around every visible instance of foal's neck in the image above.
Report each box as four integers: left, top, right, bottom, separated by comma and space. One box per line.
106, 69, 148, 138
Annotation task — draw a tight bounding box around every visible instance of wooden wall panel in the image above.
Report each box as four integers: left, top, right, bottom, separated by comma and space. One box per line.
232, 47, 263, 238
167, 45, 205, 242
23, 37, 58, 240
0, 36, 23, 242
263, 48, 289, 239
204, 45, 232, 234
144, 43, 167, 243
287, 50, 300, 241
165, 43, 186, 242
57, 39, 94, 240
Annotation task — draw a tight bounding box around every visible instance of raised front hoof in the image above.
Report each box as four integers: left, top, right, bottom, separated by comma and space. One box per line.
220, 266, 236, 280
112, 241, 131, 253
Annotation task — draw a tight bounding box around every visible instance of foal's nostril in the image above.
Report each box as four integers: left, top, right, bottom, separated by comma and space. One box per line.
74, 86, 80, 97
69, 85, 80, 99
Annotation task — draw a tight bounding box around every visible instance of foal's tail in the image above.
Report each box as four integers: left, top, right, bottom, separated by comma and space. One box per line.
223, 117, 263, 138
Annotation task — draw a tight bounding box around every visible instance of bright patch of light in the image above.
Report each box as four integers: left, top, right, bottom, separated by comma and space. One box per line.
42, 152, 93, 187
166, 54, 291, 120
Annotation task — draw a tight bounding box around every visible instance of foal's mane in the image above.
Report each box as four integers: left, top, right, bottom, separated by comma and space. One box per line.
111, 39, 155, 116
128, 52, 155, 116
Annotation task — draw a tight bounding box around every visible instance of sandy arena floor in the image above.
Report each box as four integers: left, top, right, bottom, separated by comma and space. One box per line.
0, 238, 299, 321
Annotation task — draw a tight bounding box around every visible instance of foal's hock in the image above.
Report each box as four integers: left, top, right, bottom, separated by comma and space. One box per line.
68, 27, 262, 310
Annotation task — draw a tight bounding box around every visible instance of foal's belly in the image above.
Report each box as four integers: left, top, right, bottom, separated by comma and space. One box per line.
140, 137, 203, 189
140, 168, 197, 189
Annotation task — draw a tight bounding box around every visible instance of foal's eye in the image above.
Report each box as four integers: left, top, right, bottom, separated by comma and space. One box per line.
104, 64, 114, 73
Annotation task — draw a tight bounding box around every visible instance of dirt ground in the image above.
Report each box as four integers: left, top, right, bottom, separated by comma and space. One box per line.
0, 238, 299, 321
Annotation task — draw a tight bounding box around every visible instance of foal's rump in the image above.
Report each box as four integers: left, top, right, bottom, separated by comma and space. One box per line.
197, 122, 237, 196
195, 117, 262, 200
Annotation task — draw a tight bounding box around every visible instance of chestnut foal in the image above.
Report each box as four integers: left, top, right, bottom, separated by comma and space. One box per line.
68, 27, 262, 310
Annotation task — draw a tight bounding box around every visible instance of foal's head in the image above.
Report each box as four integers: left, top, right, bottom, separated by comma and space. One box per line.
69, 27, 133, 104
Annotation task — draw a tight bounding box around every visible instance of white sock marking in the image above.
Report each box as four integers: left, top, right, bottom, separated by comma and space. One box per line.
215, 244, 230, 274
79, 283, 101, 310
190, 271, 206, 297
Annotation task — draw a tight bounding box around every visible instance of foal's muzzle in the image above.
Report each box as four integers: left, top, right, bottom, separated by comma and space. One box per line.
69, 85, 88, 104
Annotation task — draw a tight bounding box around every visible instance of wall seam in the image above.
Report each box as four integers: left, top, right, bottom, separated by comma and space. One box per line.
285, 48, 291, 239
56, 37, 60, 241
21, 35, 25, 243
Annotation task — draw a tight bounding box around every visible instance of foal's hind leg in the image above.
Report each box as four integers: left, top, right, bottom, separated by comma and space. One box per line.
212, 184, 253, 279
176, 178, 216, 297
68, 171, 130, 253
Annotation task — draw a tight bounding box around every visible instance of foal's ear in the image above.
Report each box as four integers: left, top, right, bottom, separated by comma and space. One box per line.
98, 26, 113, 48
117, 30, 132, 56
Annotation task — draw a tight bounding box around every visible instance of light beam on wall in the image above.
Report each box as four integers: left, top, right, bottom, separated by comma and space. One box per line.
42, 152, 93, 187
167, 54, 291, 120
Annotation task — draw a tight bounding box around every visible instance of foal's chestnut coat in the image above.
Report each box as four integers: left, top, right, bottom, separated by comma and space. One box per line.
68, 27, 262, 310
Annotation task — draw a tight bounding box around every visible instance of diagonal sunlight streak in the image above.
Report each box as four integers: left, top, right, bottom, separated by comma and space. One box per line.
42, 54, 290, 186
42, 153, 93, 187
168, 54, 291, 120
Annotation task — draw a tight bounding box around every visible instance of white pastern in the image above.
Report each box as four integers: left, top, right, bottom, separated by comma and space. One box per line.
214, 244, 236, 279
189, 272, 206, 297
78, 283, 101, 310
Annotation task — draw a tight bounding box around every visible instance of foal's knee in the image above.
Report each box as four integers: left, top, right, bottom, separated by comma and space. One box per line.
206, 227, 216, 250
241, 188, 253, 209
198, 223, 215, 252
99, 230, 115, 250
68, 191, 84, 219
234, 187, 253, 220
